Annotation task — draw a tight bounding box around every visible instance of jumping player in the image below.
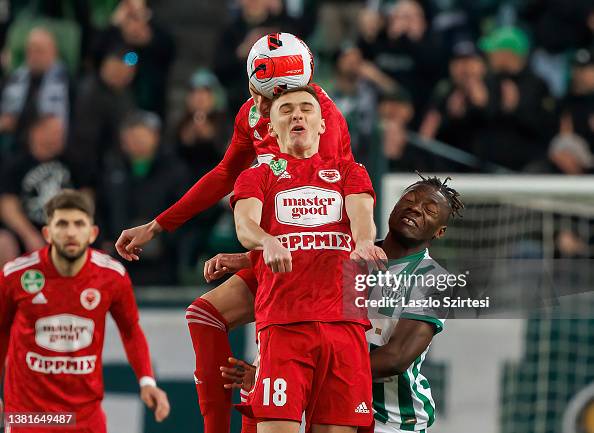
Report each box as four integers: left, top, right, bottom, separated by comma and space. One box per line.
220, 175, 465, 433
114, 33, 355, 433
0, 190, 170, 433
231, 86, 384, 432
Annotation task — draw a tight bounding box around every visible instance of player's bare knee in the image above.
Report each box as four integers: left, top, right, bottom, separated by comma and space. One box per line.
200, 276, 254, 329
312, 426, 357, 433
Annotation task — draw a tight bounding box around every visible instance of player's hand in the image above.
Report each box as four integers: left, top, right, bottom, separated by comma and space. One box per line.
115, 220, 163, 261
204, 252, 251, 282
262, 237, 292, 273
351, 240, 388, 272
221, 357, 257, 391
140, 385, 170, 422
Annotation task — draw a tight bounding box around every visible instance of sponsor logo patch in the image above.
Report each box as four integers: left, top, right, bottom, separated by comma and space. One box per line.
275, 186, 343, 227
21, 269, 45, 293
35, 314, 95, 352
276, 231, 352, 252
26, 352, 96, 374
269, 158, 288, 176
248, 105, 261, 128
318, 169, 341, 183
80, 288, 101, 311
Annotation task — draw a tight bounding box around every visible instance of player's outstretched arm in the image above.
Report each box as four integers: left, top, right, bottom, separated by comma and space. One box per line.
346, 193, 388, 271
115, 219, 163, 261
370, 318, 435, 379
204, 252, 251, 282
234, 198, 292, 273
115, 107, 257, 261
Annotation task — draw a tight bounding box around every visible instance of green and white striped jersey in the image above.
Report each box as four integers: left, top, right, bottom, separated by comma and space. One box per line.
366, 248, 450, 432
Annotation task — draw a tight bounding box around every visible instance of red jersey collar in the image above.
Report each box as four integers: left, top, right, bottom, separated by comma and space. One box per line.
41, 244, 92, 279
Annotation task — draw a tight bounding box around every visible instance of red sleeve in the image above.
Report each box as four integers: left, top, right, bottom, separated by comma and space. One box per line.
0, 272, 15, 378
311, 83, 354, 162
338, 106, 355, 162
155, 102, 257, 231
229, 165, 267, 208
343, 162, 376, 204
110, 273, 154, 381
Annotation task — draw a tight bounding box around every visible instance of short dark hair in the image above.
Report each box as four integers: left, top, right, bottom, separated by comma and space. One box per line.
271, 85, 320, 105
408, 172, 464, 219
44, 189, 95, 222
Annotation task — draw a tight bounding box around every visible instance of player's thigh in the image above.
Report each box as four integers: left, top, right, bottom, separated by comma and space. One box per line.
258, 420, 301, 433
310, 323, 372, 427
201, 274, 255, 329
312, 426, 357, 433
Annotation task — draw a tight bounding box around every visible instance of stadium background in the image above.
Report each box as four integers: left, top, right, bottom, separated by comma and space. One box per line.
0, 0, 593, 432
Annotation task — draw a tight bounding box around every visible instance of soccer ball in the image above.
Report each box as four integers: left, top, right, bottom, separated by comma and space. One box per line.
247, 32, 314, 99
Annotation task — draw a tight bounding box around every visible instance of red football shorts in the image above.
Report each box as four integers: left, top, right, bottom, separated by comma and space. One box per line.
236, 268, 258, 296
237, 321, 373, 427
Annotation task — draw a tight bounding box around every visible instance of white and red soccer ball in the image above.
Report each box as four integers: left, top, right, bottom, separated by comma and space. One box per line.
247, 32, 314, 99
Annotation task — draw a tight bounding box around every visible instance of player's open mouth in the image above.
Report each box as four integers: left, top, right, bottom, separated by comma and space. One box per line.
290, 125, 306, 133
401, 216, 418, 227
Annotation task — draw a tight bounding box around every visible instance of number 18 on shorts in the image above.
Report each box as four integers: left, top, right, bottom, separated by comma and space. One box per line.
236, 322, 373, 426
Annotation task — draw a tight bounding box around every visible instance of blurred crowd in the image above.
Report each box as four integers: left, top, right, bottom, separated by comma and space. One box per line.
0, 0, 593, 282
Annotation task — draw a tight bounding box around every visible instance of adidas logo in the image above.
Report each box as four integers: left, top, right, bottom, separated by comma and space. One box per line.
254, 130, 263, 140
32, 292, 48, 304
277, 171, 292, 181
355, 402, 370, 414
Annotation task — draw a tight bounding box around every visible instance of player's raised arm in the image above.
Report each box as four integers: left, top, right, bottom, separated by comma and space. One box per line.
110, 274, 170, 422
115, 106, 256, 261
370, 318, 436, 379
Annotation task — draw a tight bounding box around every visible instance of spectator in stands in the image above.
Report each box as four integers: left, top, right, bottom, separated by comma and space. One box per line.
0, 27, 69, 149
213, 0, 298, 113
93, 0, 175, 118
357, 0, 445, 126
478, 26, 557, 171
69, 47, 137, 184
527, 49, 594, 175
176, 69, 227, 176
99, 111, 190, 285
0, 115, 90, 254
378, 89, 435, 172
559, 47, 594, 150
520, 0, 594, 96
328, 44, 378, 165
420, 38, 490, 170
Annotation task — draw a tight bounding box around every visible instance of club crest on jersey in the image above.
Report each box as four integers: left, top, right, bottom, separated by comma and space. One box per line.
80, 288, 101, 311
269, 158, 288, 176
318, 169, 341, 183
249, 105, 261, 128
21, 269, 45, 293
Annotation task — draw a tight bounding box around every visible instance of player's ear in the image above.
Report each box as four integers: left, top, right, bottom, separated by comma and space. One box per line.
41, 225, 51, 243
89, 224, 99, 244
433, 226, 447, 240
268, 122, 277, 138
319, 118, 326, 135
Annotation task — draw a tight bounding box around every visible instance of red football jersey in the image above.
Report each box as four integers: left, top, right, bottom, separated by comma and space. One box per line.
0, 246, 153, 427
231, 153, 374, 332
156, 83, 354, 231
